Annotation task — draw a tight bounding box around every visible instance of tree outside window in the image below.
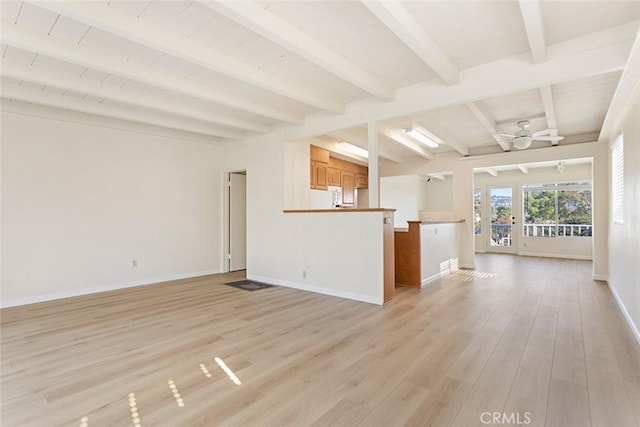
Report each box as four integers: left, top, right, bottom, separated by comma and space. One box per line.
523, 182, 592, 237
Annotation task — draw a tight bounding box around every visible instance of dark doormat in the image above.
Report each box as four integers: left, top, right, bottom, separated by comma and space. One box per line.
224, 280, 275, 292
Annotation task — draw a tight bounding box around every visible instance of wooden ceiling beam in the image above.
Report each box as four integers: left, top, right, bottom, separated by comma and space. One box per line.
377, 127, 434, 160
465, 102, 511, 151
328, 131, 405, 163
411, 122, 470, 156
2, 23, 303, 124
362, 0, 459, 85
2, 82, 227, 141
1, 61, 268, 134
201, 0, 394, 101
518, 0, 547, 63
33, 1, 344, 113
286, 20, 637, 140
599, 28, 640, 143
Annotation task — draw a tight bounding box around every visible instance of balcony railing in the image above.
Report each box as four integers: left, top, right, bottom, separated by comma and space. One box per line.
489, 223, 592, 245
523, 223, 592, 237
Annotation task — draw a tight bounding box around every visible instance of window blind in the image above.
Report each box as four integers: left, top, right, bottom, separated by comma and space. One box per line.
612, 133, 624, 223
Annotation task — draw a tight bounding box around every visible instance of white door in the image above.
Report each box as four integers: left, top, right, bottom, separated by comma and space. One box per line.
487, 186, 516, 254
229, 172, 246, 271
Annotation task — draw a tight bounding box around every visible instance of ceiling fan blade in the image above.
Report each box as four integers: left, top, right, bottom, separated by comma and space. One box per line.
532, 129, 558, 137
498, 133, 515, 138
533, 136, 564, 141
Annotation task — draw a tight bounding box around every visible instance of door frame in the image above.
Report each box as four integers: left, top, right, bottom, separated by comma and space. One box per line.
222, 169, 247, 272
486, 185, 517, 254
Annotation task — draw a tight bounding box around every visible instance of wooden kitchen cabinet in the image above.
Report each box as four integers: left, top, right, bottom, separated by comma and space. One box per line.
309, 144, 367, 196
311, 161, 328, 190
355, 172, 368, 189
327, 167, 341, 187
341, 171, 355, 205
310, 145, 330, 163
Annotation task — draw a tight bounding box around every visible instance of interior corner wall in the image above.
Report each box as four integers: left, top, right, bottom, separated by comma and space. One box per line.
223, 136, 385, 304
1, 111, 222, 307
423, 177, 453, 211
380, 175, 428, 227
608, 88, 640, 343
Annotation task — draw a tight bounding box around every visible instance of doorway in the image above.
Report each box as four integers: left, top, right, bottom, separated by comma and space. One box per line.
225, 171, 246, 272
487, 186, 516, 254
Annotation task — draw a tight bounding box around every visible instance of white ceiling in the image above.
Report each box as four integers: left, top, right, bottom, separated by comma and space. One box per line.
1, 1, 639, 163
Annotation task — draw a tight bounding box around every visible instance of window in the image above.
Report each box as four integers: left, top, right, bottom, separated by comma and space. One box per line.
523, 182, 592, 237
474, 188, 482, 234
612, 133, 624, 223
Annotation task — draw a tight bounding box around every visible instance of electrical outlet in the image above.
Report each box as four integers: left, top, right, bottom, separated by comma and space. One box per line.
302, 270, 307, 279
132, 260, 138, 267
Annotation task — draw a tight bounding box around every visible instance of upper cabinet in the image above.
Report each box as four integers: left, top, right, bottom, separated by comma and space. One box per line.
310, 145, 330, 163
309, 145, 368, 198
341, 171, 356, 205
327, 167, 342, 187
310, 145, 330, 190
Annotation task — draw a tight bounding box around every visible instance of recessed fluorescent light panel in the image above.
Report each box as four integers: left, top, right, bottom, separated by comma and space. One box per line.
337, 141, 368, 158
405, 128, 439, 148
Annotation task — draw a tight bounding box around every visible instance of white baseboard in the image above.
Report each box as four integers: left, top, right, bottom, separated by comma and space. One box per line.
422, 273, 441, 287
0, 269, 222, 309
607, 279, 640, 348
517, 251, 592, 261
592, 274, 609, 282
248, 274, 383, 306
459, 263, 476, 269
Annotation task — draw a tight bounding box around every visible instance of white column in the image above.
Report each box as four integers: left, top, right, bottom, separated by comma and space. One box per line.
367, 121, 379, 208
453, 160, 475, 268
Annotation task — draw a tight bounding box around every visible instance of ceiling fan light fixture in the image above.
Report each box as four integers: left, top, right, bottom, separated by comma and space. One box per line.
405, 128, 439, 148
513, 136, 533, 150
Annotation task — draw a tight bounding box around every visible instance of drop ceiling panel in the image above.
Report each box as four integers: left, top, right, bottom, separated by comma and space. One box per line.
542, 1, 640, 45
553, 71, 622, 136
403, 1, 530, 70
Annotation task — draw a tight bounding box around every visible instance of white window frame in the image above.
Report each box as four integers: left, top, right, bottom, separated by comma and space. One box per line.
612, 133, 624, 224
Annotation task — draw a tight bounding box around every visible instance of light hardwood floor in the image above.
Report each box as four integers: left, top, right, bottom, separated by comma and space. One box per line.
2, 255, 639, 426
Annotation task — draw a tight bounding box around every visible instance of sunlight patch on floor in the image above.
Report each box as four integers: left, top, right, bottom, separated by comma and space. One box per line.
215, 357, 242, 385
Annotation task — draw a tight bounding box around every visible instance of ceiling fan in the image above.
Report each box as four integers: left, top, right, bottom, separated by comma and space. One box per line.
499, 120, 564, 150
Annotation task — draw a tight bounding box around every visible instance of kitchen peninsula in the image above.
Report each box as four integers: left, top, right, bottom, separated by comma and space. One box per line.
395, 219, 465, 287
283, 208, 395, 304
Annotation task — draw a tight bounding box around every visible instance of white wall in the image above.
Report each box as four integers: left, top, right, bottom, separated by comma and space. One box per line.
380, 175, 428, 227
608, 88, 640, 343
1, 112, 222, 306
420, 223, 460, 285
474, 164, 593, 259
223, 136, 387, 304
411, 142, 609, 272
424, 177, 453, 211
